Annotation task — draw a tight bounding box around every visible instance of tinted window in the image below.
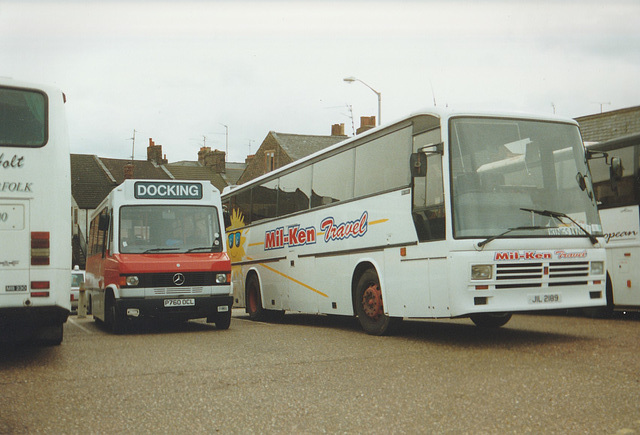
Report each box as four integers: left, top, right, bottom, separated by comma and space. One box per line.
0, 86, 47, 147
311, 149, 355, 208
252, 179, 278, 222
354, 127, 412, 196
279, 166, 312, 216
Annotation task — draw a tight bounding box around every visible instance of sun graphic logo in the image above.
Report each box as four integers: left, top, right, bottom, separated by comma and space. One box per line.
226, 208, 246, 281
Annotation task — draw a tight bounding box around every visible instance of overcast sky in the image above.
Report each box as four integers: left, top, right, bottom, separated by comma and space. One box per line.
2, 1, 639, 163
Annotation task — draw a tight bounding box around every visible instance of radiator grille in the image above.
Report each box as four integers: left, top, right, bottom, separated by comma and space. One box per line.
495, 261, 589, 290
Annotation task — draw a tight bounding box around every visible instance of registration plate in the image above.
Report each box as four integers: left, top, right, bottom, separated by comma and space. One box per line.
164, 298, 195, 307
5, 285, 27, 292
528, 293, 562, 304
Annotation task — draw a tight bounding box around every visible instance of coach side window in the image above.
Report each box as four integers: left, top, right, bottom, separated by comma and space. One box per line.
354, 126, 412, 197
311, 149, 355, 208
278, 166, 312, 216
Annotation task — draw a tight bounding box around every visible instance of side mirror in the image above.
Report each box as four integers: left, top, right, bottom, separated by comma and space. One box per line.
410, 153, 427, 177
610, 156, 623, 181
576, 172, 587, 191
98, 213, 110, 231
223, 209, 231, 229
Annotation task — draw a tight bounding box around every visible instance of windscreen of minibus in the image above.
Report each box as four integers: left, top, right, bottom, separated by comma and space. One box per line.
0, 86, 47, 147
119, 205, 222, 253
449, 117, 602, 239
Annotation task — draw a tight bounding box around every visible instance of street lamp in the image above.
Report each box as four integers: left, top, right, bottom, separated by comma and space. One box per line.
343, 76, 381, 126
219, 123, 228, 162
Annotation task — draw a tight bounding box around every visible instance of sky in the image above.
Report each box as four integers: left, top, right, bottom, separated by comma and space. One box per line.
1, 0, 639, 164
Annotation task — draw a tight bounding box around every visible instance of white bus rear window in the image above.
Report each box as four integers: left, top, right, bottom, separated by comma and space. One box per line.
0, 86, 47, 147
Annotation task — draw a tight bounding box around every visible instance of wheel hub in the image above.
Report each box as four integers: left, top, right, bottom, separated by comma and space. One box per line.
362, 283, 383, 320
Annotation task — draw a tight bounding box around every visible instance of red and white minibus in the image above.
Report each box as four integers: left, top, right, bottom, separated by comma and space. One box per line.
86, 179, 232, 333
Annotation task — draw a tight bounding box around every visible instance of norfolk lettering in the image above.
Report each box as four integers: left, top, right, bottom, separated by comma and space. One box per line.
135, 182, 202, 199
0, 182, 32, 192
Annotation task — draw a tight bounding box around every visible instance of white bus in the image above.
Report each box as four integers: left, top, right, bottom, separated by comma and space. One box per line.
586, 132, 640, 314
0, 78, 71, 345
86, 179, 233, 333
223, 108, 608, 335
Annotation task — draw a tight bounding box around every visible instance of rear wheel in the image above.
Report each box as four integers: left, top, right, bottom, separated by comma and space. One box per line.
246, 274, 266, 321
470, 312, 512, 328
35, 322, 63, 346
354, 269, 401, 335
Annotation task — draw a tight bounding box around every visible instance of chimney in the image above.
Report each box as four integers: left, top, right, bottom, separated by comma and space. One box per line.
147, 138, 168, 164
331, 123, 345, 136
356, 116, 376, 135
198, 146, 211, 165
123, 162, 134, 179
198, 146, 226, 173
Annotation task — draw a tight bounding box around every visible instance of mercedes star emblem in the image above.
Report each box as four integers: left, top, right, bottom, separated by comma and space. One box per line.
173, 273, 185, 286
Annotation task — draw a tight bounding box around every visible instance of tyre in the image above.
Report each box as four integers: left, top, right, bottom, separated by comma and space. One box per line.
35, 322, 63, 346
470, 312, 512, 328
105, 292, 126, 334
354, 269, 401, 335
246, 274, 267, 321
214, 309, 232, 330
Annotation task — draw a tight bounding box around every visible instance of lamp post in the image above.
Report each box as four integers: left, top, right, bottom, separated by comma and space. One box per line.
219, 123, 228, 162
343, 76, 381, 126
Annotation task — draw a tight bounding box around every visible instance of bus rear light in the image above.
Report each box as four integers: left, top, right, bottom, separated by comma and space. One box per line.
475, 285, 489, 290
31, 281, 50, 289
31, 232, 50, 265
30, 291, 50, 298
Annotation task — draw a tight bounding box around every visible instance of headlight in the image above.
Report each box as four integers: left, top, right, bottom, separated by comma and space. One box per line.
216, 273, 227, 284
125, 275, 139, 286
590, 261, 604, 275
471, 264, 493, 280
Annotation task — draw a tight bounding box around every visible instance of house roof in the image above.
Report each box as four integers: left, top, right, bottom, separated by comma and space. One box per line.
71, 154, 233, 210
271, 132, 347, 161
576, 105, 640, 143
164, 163, 227, 192
70, 154, 118, 209
99, 157, 171, 184
223, 162, 246, 185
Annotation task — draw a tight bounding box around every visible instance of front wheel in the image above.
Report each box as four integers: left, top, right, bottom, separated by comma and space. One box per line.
214, 309, 232, 330
105, 293, 126, 334
470, 312, 512, 328
246, 274, 267, 321
354, 269, 401, 335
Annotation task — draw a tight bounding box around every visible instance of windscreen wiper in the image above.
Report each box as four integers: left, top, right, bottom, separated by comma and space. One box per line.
142, 247, 180, 253
477, 226, 547, 249
520, 208, 598, 245
186, 246, 214, 253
